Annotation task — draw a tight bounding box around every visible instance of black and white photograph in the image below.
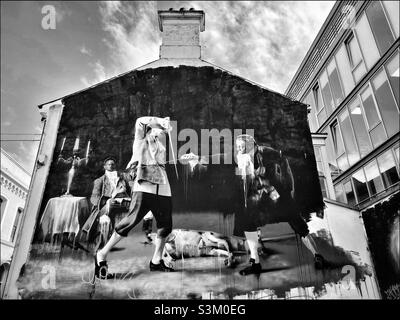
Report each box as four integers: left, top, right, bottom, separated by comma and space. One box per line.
0, 1, 399, 303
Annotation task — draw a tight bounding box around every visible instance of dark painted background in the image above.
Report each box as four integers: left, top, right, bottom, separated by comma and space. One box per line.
34, 66, 324, 237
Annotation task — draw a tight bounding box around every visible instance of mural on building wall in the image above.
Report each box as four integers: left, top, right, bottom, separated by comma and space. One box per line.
362, 192, 400, 300
17, 66, 377, 299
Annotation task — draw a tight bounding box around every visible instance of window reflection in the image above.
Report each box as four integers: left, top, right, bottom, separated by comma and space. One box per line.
377, 150, 400, 188
385, 52, 399, 104
365, 1, 395, 55
320, 71, 334, 114
349, 98, 372, 157
344, 180, 356, 206
364, 160, 385, 195
371, 69, 399, 137
334, 184, 346, 203
352, 168, 369, 203
327, 59, 345, 106
339, 109, 360, 165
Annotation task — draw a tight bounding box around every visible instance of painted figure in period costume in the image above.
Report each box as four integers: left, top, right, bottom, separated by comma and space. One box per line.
233, 134, 324, 275
94, 116, 174, 278
81, 157, 131, 249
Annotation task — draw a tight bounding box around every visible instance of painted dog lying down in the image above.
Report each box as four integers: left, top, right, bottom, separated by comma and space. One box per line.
149, 229, 248, 267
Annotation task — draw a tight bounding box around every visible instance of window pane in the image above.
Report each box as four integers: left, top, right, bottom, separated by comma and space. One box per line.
385, 52, 400, 103
339, 109, 360, 165
343, 180, 356, 206
320, 71, 334, 114
365, 160, 385, 195
355, 13, 380, 69
334, 184, 346, 203
324, 129, 340, 179
352, 168, 369, 202
336, 44, 355, 95
395, 146, 400, 166
360, 86, 381, 128
314, 84, 323, 112
319, 176, 328, 198
353, 62, 367, 83
317, 109, 327, 126
305, 91, 318, 132
366, 1, 395, 55
348, 36, 363, 67
382, 1, 400, 38
371, 69, 399, 137
332, 122, 345, 156
349, 98, 372, 157
327, 59, 345, 106
337, 154, 350, 172
370, 123, 387, 148
377, 150, 400, 188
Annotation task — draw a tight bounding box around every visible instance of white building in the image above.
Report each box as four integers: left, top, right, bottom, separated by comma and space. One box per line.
1, 147, 30, 297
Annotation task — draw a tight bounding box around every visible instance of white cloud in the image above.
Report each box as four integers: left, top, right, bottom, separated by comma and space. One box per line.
79, 45, 92, 56
80, 60, 107, 87
98, 1, 160, 74
157, 1, 335, 93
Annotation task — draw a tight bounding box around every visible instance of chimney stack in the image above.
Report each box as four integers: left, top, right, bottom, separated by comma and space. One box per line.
158, 9, 205, 59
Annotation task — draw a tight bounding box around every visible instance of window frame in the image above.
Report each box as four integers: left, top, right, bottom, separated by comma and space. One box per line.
327, 57, 346, 108
338, 107, 362, 166
313, 82, 327, 126
359, 83, 387, 136
351, 167, 370, 204
371, 67, 400, 136
376, 148, 400, 189
10, 207, 23, 243
365, 0, 396, 56
348, 95, 374, 158
331, 120, 350, 171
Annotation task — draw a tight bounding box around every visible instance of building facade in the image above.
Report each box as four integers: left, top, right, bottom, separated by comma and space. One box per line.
286, 0, 399, 298
1, 147, 30, 297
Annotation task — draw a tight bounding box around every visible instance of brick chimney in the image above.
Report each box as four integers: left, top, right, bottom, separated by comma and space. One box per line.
158, 8, 205, 59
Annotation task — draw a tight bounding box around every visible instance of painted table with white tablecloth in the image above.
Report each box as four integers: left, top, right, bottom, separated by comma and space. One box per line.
39, 196, 90, 237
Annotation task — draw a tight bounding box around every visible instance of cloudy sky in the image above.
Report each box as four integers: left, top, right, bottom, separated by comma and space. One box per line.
0, 1, 335, 173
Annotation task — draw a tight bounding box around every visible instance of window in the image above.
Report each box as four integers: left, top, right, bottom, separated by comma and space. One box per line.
371, 69, 399, 137
320, 71, 334, 115
335, 43, 355, 95
385, 51, 399, 104
349, 98, 372, 157
352, 168, 369, 203
364, 160, 385, 195
355, 13, 380, 69
339, 109, 360, 166
334, 183, 346, 203
365, 1, 395, 55
327, 58, 345, 107
343, 180, 356, 206
377, 149, 400, 188
323, 128, 340, 179
305, 91, 318, 132
345, 33, 367, 83
313, 84, 327, 125
0, 197, 7, 226
314, 146, 324, 175
10, 208, 23, 243
360, 85, 387, 147
394, 145, 400, 168
331, 121, 349, 171
382, 1, 400, 38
